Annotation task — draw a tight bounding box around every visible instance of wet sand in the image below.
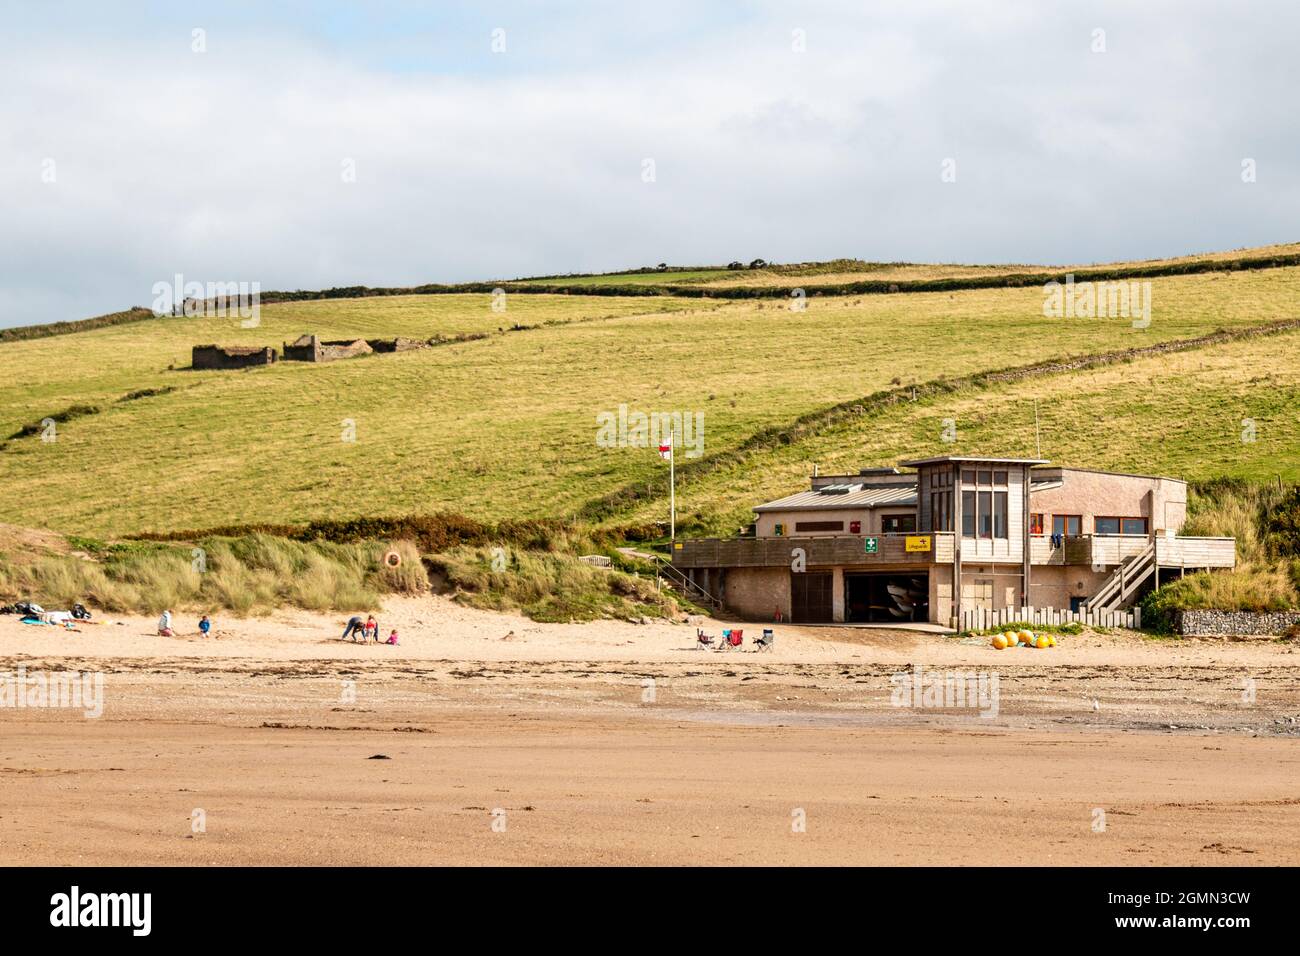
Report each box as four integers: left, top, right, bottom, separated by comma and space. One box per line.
1, 598, 1298, 865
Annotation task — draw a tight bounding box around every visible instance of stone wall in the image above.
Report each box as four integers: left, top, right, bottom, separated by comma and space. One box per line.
366, 337, 427, 353
192, 344, 277, 369
1174, 609, 1300, 637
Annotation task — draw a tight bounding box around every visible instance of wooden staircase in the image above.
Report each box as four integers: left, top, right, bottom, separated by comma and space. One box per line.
1083, 541, 1157, 612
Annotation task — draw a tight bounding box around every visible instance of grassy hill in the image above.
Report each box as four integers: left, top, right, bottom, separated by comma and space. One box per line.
2, 248, 1299, 544
503, 242, 1300, 290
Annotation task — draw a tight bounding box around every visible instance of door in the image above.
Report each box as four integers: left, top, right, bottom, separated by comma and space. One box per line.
791, 571, 833, 623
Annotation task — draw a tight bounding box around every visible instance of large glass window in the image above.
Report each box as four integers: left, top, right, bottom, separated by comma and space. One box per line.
930, 491, 952, 531
1094, 517, 1121, 535
1029, 512, 1045, 535
960, 489, 1010, 540
1121, 517, 1149, 535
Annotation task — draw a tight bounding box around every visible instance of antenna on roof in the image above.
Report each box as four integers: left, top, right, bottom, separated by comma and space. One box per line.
1033, 399, 1042, 459
813, 463, 819, 477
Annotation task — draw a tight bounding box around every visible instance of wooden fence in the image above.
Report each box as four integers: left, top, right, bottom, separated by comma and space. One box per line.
957, 605, 1140, 631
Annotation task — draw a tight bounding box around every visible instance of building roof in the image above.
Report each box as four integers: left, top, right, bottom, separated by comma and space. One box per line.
898, 455, 1050, 467
754, 484, 917, 513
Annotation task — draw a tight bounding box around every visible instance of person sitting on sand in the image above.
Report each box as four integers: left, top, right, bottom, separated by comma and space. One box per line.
199, 615, 211, 639
341, 615, 364, 642
385, 629, 399, 645
158, 609, 174, 637
363, 615, 379, 643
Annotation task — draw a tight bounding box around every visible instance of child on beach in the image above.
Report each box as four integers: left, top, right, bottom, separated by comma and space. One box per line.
199, 615, 211, 638
385, 629, 399, 645
363, 615, 379, 643
158, 609, 174, 637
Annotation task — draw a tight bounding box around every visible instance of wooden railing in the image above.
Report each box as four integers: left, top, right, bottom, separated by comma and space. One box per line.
670, 533, 955, 569
1028, 534, 1234, 568
958, 605, 1140, 631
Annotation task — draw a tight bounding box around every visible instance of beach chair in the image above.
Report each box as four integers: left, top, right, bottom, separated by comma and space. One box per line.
720, 628, 744, 651
755, 628, 776, 653
696, 628, 715, 650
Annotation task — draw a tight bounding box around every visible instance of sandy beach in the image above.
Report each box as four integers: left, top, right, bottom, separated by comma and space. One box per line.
2, 597, 1299, 865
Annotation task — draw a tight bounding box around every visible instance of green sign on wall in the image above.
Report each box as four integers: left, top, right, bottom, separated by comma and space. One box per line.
864, 536, 878, 554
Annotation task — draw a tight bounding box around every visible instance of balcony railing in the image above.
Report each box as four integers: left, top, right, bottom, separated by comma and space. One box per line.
670, 532, 955, 569
671, 532, 1235, 570
1029, 534, 1235, 568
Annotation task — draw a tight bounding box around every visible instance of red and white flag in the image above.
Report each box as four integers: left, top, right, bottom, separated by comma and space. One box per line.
658, 438, 673, 460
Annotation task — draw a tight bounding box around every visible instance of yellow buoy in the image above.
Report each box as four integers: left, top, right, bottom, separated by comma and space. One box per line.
1048, 635, 1057, 647
1036, 635, 1051, 649
1004, 631, 1020, 645
1017, 630, 1034, 643
992, 635, 1007, 650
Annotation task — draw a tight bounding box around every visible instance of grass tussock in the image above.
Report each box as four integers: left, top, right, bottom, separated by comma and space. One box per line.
0, 534, 424, 616
426, 546, 680, 623
1142, 480, 1300, 628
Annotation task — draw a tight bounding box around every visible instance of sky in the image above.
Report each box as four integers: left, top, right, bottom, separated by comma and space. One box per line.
1, 0, 1297, 328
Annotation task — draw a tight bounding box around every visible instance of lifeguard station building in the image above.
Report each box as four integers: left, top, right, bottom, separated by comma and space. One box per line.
669, 456, 1236, 629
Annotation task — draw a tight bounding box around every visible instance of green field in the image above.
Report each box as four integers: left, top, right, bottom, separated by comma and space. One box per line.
3, 260, 1300, 539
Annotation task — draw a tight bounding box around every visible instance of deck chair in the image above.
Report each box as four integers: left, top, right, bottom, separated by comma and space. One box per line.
755, 628, 776, 653
696, 627, 715, 650
720, 628, 744, 651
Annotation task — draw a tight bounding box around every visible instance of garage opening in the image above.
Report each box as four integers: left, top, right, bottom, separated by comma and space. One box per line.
845, 572, 929, 623
790, 571, 833, 623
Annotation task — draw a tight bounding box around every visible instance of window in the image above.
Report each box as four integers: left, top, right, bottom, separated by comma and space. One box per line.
1052, 515, 1081, 537
1095, 516, 1149, 535
961, 490, 1009, 540
977, 470, 992, 485
794, 520, 843, 533
962, 470, 976, 484
993, 470, 1008, 485
882, 514, 916, 533
930, 491, 952, 531
1029, 512, 1045, 535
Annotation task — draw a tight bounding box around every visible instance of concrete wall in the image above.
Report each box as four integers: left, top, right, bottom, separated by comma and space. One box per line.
723, 567, 790, 621
1031, 468, 1187, 534
1027, 565, 1112, 609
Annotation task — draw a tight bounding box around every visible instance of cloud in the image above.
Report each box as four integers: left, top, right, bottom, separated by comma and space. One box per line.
1, 0, 1296, 327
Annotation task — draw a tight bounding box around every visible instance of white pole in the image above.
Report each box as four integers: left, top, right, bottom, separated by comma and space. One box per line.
669, 425, 676, 541
1034, 399, 1041, 459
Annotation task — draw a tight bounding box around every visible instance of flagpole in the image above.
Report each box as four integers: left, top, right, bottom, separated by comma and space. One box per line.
669, 425, 676, 541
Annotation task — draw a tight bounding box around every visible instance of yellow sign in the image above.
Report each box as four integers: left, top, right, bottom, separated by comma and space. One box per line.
673, 542, 683, 550
904, 535, 931, 553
